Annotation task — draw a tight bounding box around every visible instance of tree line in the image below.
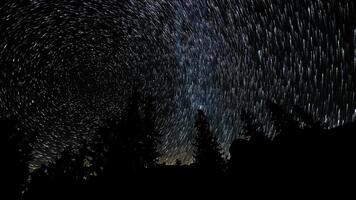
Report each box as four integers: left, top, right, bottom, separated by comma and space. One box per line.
1, 91, 356, 199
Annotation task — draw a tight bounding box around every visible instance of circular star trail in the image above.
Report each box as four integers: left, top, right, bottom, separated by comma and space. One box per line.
1, 0, 356, 166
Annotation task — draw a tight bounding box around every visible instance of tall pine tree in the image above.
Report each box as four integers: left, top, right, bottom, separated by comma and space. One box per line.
94, 89, 161, 177
193, 110, 224, 172
0, 117, 34, 199
141, 96, 161, 168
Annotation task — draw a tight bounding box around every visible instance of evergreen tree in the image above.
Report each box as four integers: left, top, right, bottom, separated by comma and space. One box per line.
141, 96, 161, 168
25, 164, 51, 199
97, 89, 161, 177
92, 116, 121, 178
119, 89, 145, 172
193, 109, 224, 172
26, 148, 90, 199
76, 141, 104, 182
0, 117, 33, 199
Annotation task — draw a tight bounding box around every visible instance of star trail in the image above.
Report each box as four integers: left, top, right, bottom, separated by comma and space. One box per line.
1, 0, 356, 167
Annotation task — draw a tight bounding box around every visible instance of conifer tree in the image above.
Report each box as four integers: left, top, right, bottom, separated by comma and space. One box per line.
193, 110, 224, 172
141, 96, 161, 168
0, 118, 33, 199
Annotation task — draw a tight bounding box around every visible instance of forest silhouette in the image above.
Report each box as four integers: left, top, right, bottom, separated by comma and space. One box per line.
1, 89, 356, 199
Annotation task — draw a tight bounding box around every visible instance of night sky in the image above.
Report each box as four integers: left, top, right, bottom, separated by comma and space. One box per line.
1, 0, 356, 167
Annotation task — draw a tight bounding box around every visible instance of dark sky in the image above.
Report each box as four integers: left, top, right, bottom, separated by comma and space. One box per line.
1, 0, 356, 166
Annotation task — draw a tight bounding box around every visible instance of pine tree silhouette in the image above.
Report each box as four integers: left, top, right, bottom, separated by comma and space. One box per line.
26, 148, 91, 199
193, 109, 224, 172
90, 89, 161, 180
25, 164, 52, 199
118, 89, 145, 172
141, 96, 161, 168
0, 117, 33, 199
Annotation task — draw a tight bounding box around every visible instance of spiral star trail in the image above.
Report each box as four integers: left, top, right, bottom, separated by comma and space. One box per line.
1, 0, 356, 166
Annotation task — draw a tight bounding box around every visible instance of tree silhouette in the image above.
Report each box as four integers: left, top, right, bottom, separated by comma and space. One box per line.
192, 109, 224, 172
115, 89, 145, 172
87, 89, 162, 180
0, 117, 33, 199
175, 159, 182, 166
25, 164, 51, 199
52, 148, 92, 185
25, 147, 92, 199
141, 96, 161, 168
